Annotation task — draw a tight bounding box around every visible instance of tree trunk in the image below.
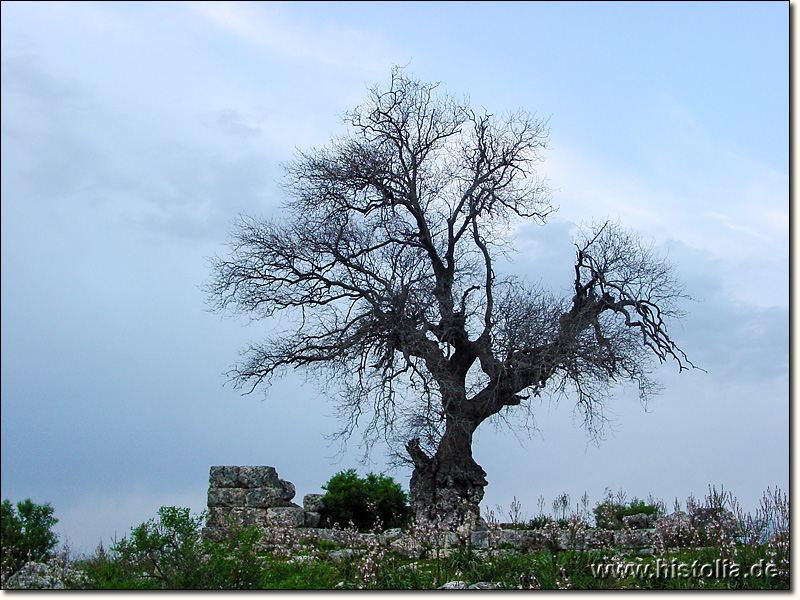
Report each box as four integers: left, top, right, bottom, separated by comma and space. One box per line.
407, 416, 488, 531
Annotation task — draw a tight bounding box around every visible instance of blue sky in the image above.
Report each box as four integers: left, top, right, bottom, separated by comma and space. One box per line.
1, 1, 788, 554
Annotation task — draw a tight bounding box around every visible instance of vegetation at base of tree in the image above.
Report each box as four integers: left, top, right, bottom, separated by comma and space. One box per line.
320, 470, 409, 531
0, 485, 788, 590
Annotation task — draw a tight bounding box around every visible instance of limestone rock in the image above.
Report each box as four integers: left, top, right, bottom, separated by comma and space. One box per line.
304, 511, 322, 528
327, 549, 359, 562
279, 479, 296, 502
303, 493, 326, 513
206, 465, 301, 537
266, 506, 305, 528
438, 581, 468, 589
201, 526, 228, 542
614, 528, 653, 549
246, 487, 289, 508
206, 507, 250, 527
209, 466, 240, 488
519, 529, 548, 551
205, 507, 226, 527
623, 513, 652, 529
207, 487, 246, 507
229, 507, 270, 527
390, 536, 424, 559
499, 529, 523, 549
300, 528, 349, 546
237, 465, 281, 488
5, 563, 66, 589
381, 528, 404, 543
471, 530, 489, 549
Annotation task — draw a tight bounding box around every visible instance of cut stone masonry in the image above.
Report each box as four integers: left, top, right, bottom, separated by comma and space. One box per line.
202, 465, 308, 541
201, 465, 661, 552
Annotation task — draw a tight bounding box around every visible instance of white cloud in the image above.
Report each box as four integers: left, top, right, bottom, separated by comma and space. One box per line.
186, 1, 392, 74
543, 130, 788, 309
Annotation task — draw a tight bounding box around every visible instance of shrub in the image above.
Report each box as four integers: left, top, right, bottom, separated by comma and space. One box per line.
1, 498, 59, 580
110, 506, 207, 589
79, 541, 158, 590
593, 492, 662, 530
527, 516, 552, 530
201, 526, 266, 589
80, 507, 272, 589
320, 470, 409, 531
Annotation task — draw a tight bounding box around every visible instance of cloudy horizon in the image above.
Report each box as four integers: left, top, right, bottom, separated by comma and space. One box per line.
1, 1, 787, 554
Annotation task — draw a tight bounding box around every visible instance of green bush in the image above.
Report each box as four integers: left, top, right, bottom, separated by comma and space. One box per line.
83, 506, 271, 589
320, 470, 409, 531
79, 541, 159, 590
593, 493, 662, 530
109, 506, 207, 589
1, 498, 59, 578
201, 523, 267, 589
527, 516, 552, 530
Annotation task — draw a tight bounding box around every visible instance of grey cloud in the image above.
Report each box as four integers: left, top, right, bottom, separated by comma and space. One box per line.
660, 241, 788, 385
2, 53, 280, 243
1, 53, 87, 107
511, 224, 788, 387
679, 299, 788, 384
201, 108, 267, 138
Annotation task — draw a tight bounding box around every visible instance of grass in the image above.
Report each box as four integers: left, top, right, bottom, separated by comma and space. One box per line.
2, 485, 789, 590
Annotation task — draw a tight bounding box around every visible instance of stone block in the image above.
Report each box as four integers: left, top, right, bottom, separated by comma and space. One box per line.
238, 465, 280, 488
586, 528, 614, 549
302, 528, 348, 545
208, 487, 246, 507
519, 530, 546, 551
246, 487, 286, 508
201, 526, 228, 542
499, 529, 523, 549
381, 528, 404, 543
468, 582, 503, 589
471, 530, 489, 549
438, 581, 468, 589
205, 507, 228, 527
235, 507, 270, 527
303, 493, 326, 513
327, 549, 358, 562
279, 479, 296, 501
390, 537, 424, 559
266, 506, 305, 528
304, 511, 322, 528
207, 507, 270, 528
614, 528, 653, 549
576, 528, 598, 550
623, 513, 652, 529
209, 466, 240, 488
444, 531, 460, 547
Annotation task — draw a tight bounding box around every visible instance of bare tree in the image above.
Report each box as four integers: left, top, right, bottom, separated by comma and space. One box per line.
207, 69, 695, 526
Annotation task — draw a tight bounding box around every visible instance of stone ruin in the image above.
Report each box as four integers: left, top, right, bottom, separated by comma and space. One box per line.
201, 465, 668, 554
201, 465, 320, 541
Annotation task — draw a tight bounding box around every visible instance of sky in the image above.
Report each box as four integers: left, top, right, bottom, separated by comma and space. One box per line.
1, 1, 788, 554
